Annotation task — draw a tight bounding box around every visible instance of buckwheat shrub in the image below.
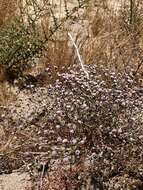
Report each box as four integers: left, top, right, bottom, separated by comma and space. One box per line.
1, 63, 142, 189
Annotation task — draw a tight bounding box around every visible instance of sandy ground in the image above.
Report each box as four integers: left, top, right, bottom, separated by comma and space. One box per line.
0, 172, 32, 190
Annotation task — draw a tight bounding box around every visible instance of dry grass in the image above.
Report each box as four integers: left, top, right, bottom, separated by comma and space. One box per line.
0, 82, 17, 106
79, 0, 143, 73
0, 0, 17, 26
34, 0, 143, 78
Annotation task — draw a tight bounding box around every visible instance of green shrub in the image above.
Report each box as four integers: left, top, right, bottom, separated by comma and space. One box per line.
0, 17, 43, 81
0, 0, 90, 83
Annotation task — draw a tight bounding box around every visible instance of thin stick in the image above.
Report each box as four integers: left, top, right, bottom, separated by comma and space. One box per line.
68, 32, 89, 79
39, 164, 45, 190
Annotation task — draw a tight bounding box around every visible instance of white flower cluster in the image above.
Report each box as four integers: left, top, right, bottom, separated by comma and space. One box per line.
0, 63, 142, 179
